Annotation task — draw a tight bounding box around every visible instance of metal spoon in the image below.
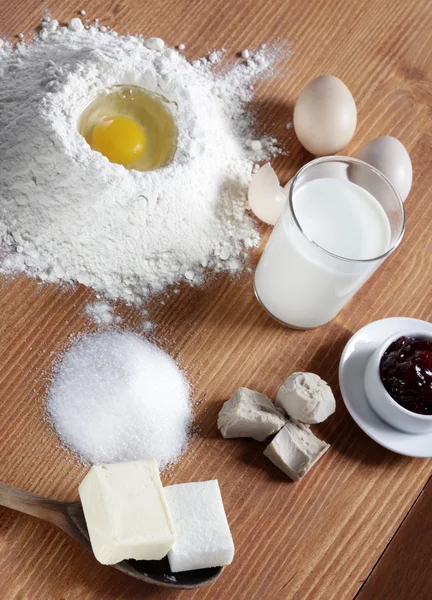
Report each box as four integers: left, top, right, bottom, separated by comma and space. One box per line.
0, 481, 223, 589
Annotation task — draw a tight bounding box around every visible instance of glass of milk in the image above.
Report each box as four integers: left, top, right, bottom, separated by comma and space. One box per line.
254, 157, 405, 329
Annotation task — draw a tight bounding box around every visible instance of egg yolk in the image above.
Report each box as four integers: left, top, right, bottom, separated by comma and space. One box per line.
90, 116, 146, 166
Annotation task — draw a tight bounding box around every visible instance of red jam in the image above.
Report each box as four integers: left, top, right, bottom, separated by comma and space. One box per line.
379, 336, 432, 415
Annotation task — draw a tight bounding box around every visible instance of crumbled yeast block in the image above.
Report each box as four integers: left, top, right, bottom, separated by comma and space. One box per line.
164, 480, 234, 573
79, 459, 175, 565
276, 372, 336, 424
264, 421, 330, 481
217, 387, 287, 442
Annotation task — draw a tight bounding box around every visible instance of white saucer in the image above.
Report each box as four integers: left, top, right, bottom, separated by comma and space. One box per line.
339, 317, 432, 457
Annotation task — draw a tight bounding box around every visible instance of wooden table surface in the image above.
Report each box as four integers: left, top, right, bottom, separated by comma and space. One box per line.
0, 0, 431, 599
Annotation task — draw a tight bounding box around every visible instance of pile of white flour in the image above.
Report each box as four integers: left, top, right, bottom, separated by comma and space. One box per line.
0, 17, 282, 303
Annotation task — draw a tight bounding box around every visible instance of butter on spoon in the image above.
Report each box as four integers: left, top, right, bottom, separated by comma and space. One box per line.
0, 481, 223, 590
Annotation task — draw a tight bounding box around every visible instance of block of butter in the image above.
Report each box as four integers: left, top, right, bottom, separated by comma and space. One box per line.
164, 480, 234, 573
79, 459, 175, 565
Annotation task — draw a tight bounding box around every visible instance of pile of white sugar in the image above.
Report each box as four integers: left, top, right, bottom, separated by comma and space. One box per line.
0, 17, 283, 303
46, 331, 192, 468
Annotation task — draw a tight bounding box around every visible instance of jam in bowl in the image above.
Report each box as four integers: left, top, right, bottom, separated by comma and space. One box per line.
380, 335, 432, 415
364, 330, 432, 434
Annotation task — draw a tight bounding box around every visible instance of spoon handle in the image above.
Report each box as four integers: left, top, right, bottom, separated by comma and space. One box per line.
0, 482, 68, 528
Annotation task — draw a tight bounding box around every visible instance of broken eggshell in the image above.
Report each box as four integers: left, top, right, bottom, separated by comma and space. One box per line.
249, 160, 351, 225
248, 163, 287, 225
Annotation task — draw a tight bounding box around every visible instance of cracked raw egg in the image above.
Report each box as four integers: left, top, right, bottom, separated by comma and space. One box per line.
79, 85, 177, 171
91, 116, 147, 166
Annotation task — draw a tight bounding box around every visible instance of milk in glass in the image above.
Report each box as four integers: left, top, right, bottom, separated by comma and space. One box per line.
254, 177, 391, 328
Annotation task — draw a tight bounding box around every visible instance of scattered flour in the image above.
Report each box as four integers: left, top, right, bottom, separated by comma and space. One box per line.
46, 331, 193, 468
141, 320, 155, 333
68, 17, 85, 32
85, 300, 119, 325
0, 18, 286, 304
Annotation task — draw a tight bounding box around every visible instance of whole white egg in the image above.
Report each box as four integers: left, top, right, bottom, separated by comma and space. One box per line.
353, 136, 412, 202
293, 75, 357, 156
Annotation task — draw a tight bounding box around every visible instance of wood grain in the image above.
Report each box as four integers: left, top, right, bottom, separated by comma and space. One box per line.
0, 0, 431, 599
356, 475, 432, 600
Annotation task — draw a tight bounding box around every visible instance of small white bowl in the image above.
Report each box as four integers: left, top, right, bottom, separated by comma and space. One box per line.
364, 329, 432, 434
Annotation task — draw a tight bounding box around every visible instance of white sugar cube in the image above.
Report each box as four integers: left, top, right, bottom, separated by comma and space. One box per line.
79, 459, 175, 565
164, 480, 234, 572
